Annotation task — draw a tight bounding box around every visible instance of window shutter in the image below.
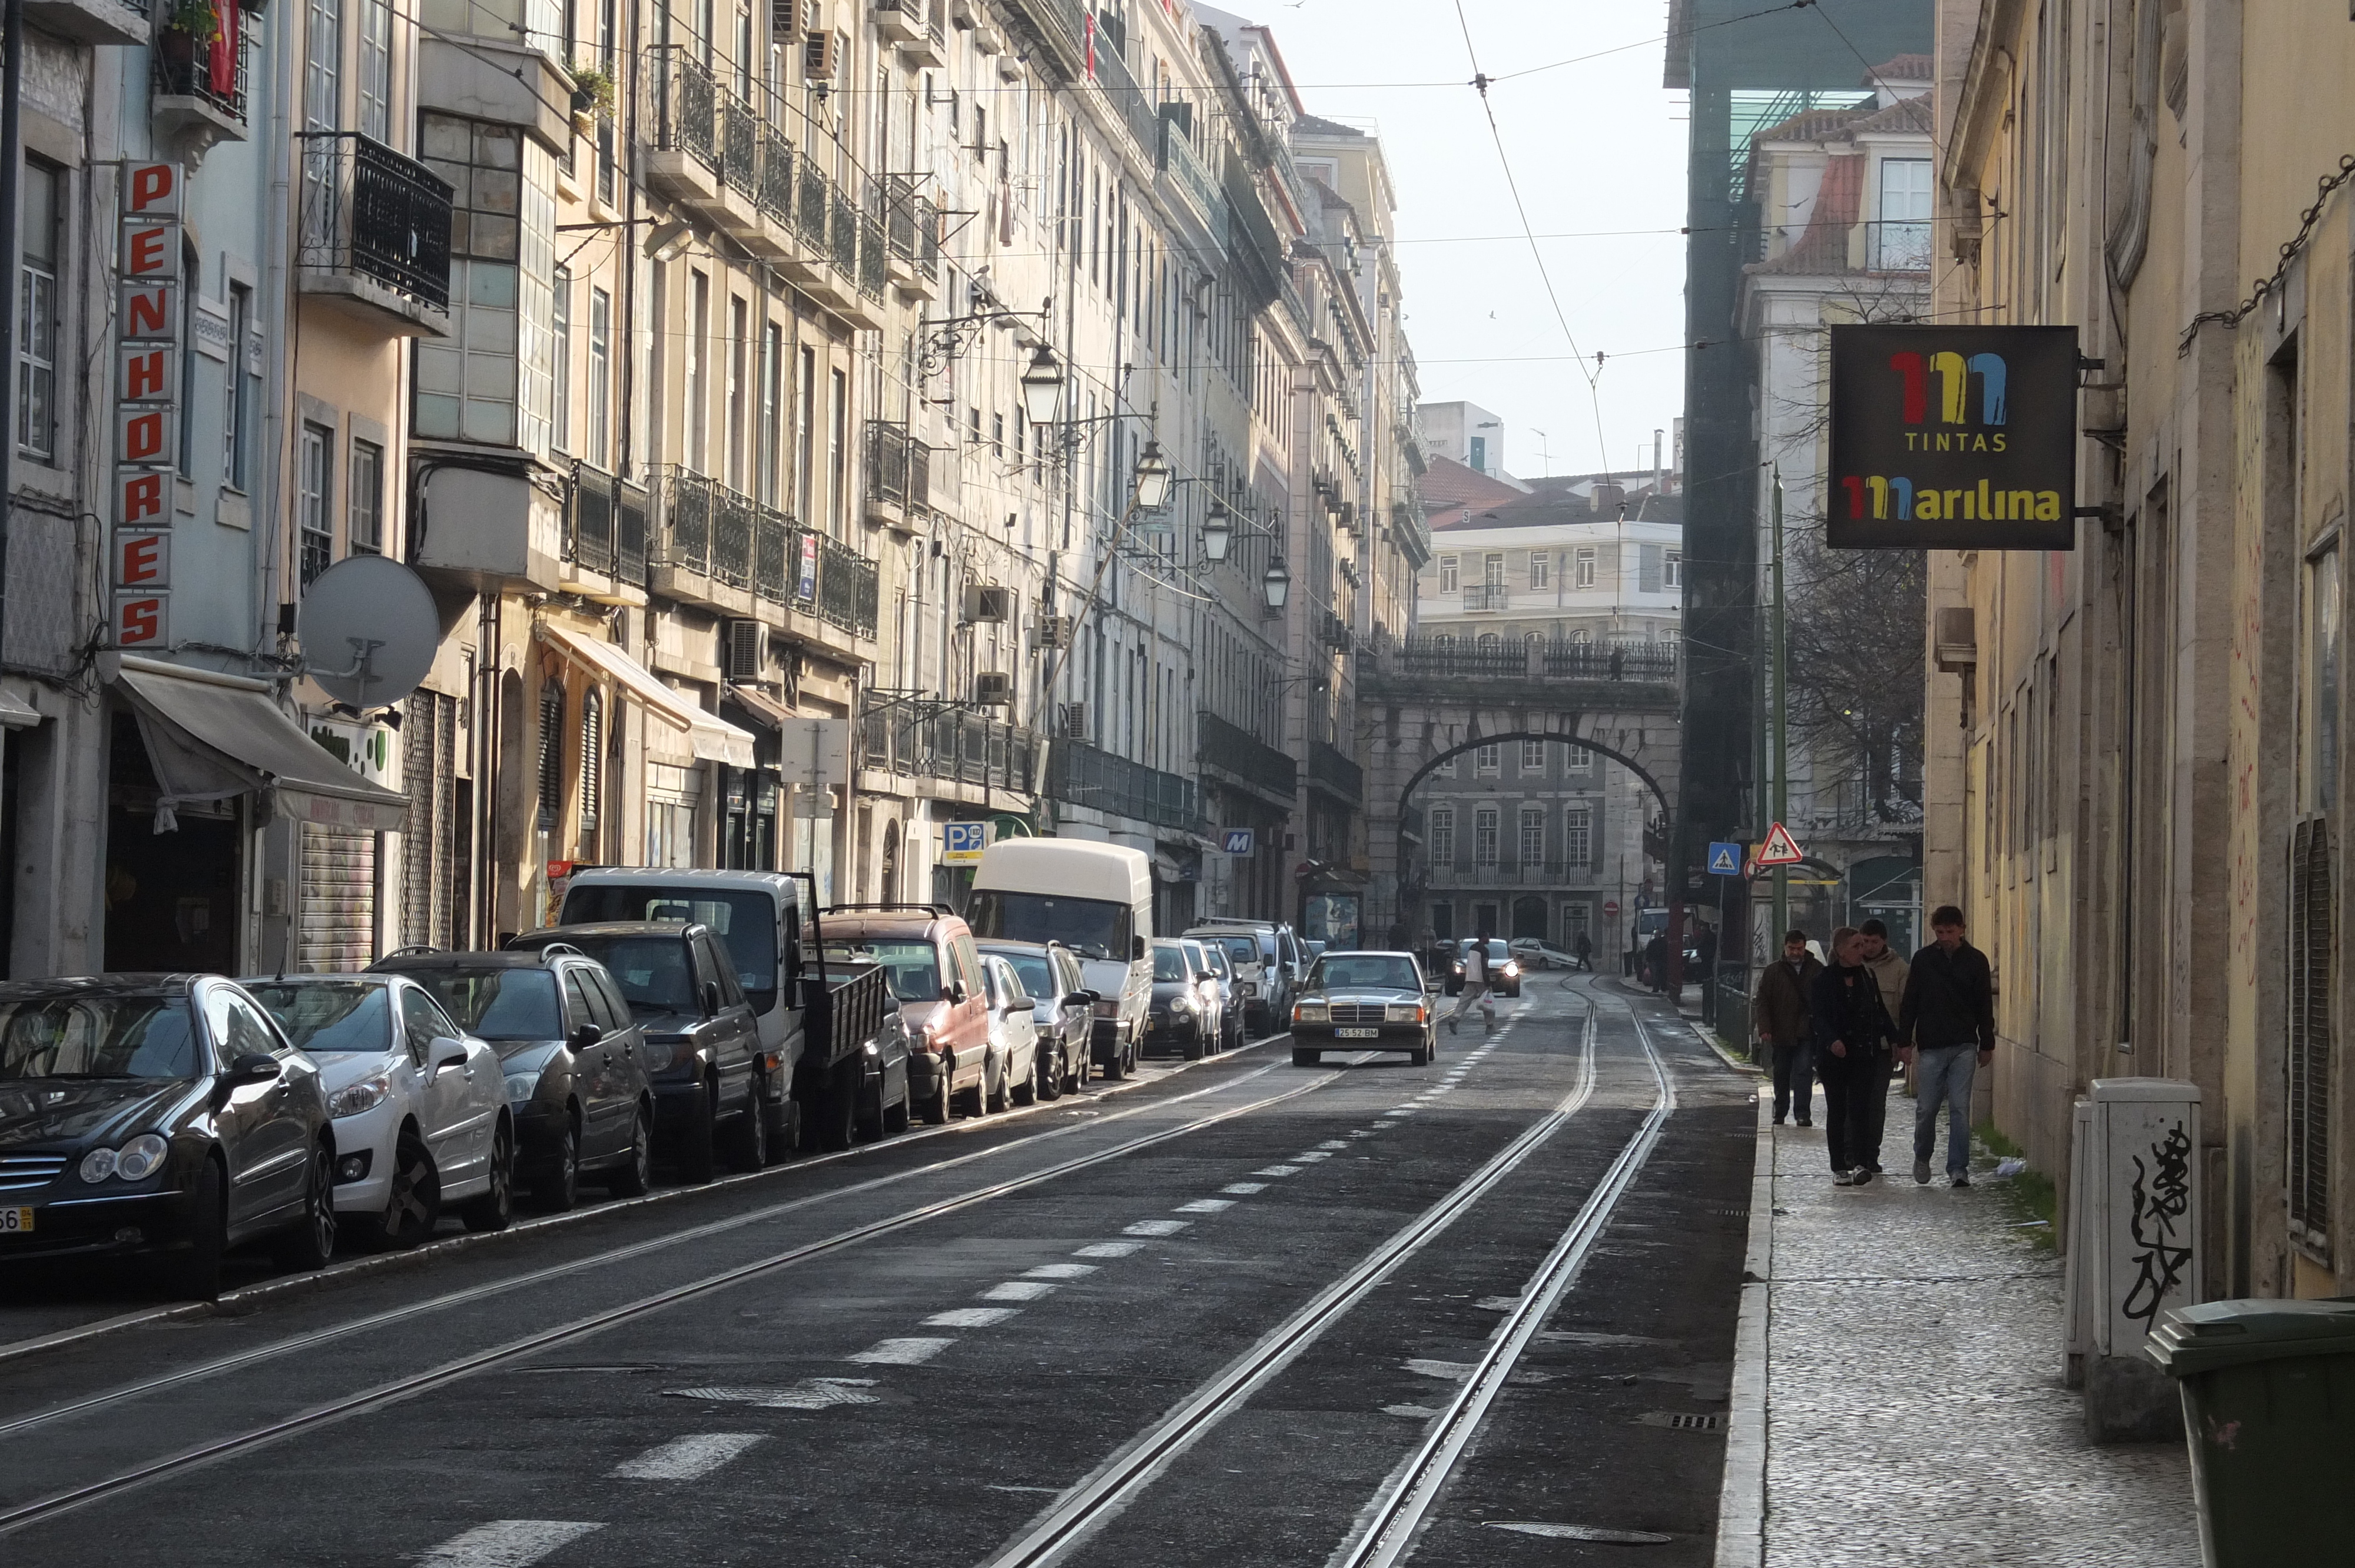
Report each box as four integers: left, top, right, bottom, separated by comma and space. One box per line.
536, 683, 565, 834
2290, 817, 2334, 1256
579, 690, 603, 842
1640, 544, 1663, 593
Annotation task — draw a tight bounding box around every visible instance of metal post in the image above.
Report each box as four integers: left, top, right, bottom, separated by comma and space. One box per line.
1770, 469, 1788, 944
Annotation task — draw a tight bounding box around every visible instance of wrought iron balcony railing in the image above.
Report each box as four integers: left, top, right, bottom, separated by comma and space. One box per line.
1308, 742, 1361, 803
1461, 584, 1510, 613
757, 125, 795, 226
645, 45, 718, 174
882, 175, 940, 276
865, 420, 931, 511
1047, 739, 1206, 835
154, 22, 251, 124
1194, 710, 1294, 797
719, 87, 759, 197
860, 706, 1038, 793
1865, 218, 1932, 273
295, 132, 455, 310
816, 531, 878, 638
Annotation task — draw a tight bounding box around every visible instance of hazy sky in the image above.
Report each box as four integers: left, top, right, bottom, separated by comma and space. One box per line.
1251, 0, 1690, 481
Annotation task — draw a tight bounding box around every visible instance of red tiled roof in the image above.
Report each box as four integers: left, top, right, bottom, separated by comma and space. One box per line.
1867, 54, 1933, 82
1419, 456, 1528, 516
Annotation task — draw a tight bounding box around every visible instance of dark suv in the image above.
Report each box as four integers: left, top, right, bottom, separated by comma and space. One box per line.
509, 922, 764, 1182
370, 946, 657, 1211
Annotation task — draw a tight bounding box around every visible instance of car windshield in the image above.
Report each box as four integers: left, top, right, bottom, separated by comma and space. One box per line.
1200, 948, 1232, 978
967, 891, 1130, 961
0, 995, 201, 1080
562, 886, 778, 1008
1151, 945, 1189, 982
1462, 940, 1510, 961
989, 952, 1055, 1001
560, 936, 695, 1012
1203, 935, 1259, 969
408, 970, 562, 1041
830, 939, 942, 1005
1313, 956, 1419, 992
246, 982, 393, 1055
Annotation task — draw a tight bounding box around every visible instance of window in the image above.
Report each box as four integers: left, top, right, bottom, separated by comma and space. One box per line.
1530, 552, 1550, 590
1438, 555, 1458, 594
17, 160, 60, 463
348, 438, 383, 553
358, 0, 393, 141
1474, 808, 1500, 866
224, 283, 254, 487
1521, 739, 1545, 772
1482, 552, 1505, 587
686, 271, 709, 471
587, 286, 612, 463
758, 320, 782, 504
1518, 808, 1544, 866
550, 265, 572, 453
1467, 434, 1486, 473
415, 115, 556, 449
1565, 805, 1593, 865
1574, 547, 1597, 588
535, 681, 565, 832
992, 412, 1004, 456
795, 345, 817, 520
1873, 157, 1933, 270
726, 295, 748, 490
305, 0, 341, 131
1664, 549, 1683, 589
1475, 743, 1500, 774
298, 421, 334, 585
1566, 743, 1594, 770
828, 366, 847, 536
1436, 753, 1457, 778
2303, 543, 2341, 815
1429, 809, 1453, 863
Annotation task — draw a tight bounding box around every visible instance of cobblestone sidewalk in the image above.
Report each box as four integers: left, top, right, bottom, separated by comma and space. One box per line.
1750, 1082, 2201, 1567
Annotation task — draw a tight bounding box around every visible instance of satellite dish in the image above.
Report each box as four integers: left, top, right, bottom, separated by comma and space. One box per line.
298, 554, 440, 710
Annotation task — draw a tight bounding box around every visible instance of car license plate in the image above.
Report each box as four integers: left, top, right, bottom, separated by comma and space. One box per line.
1335, 1027, 1379, 1039
0, 1207, 31, 1233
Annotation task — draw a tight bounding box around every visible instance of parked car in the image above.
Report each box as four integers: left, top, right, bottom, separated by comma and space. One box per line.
977, 939, 1093, 1099
1290, 952, 1437, 1067
977, 954, 1040, 1109
1444, 938, 1523, 998
1186, 920, 1306, 1036
850, 1010, 914, 1141
1510, 938, 1576, 971
508, 922, 764, 1181
1145, 939, 1215, 1060
1195, 942, 1247, 1053
367, 947, 655, 1210
967, 840, 1155, 1080
822, 905, 993, 1124
246, 975, 514, 1247
0, 975, 337, 1298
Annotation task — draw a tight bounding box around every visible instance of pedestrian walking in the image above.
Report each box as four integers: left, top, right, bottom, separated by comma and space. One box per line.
1573, 929, 1594, 972
1898, 905, 1997, 1187
1752, 929, 1822, 1126
1448, 933, 1496, 1034
1856, 918, 1911, 1094
1643, 931, 1670, 994
1812, 927, 1898, 1184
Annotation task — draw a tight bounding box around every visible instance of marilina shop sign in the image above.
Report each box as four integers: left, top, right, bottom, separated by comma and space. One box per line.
1827, 324, 2078, 550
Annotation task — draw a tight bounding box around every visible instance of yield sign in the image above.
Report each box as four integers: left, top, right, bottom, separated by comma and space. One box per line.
1756, 821, 1806, 867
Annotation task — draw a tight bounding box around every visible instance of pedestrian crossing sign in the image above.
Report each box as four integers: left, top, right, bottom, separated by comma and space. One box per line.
1756, 821, 1806, 867
1707, 841, 1742, 876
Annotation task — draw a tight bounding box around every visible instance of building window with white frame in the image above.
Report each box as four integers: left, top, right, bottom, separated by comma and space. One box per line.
1518, 806, 1544, 867
224, 282, 254, 488
1565, 804, 1593, 866
1530, 551, 1550, 589
1474, 807, 1500, 866
17, 160, 61, 464
1567, 742, 1594, 770
1664, 549, 1683, 589
298, 421, 334, 586
1429, 807, 1454, 864
1475, 743, 1500, 774
726, 294, 748, 491
358, 0, 392, 141
1873, 157, 1933, 270
550, 265, 572, 453
758, 320, 782, 506
587, 285, 611, 463
685, 270, 709, 472
1575, 547, 1597, 588
1521, 739, 1545, 772
348, 438, 383, 553
1438, 554, 1458, 594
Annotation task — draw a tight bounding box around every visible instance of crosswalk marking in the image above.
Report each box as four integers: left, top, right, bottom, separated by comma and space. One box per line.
415, 1520, 602, 1568
982, 1280, 1057, 1301
924, 1307, 1021, 1327
1173, 1198, 1234, 1213
1023, 1263, 1098, 1279
612, 1433, 765, 1480
847, 1337, 955, 1364
1074, 1241, 1145, 1257
1123, 1218, 1191, 1236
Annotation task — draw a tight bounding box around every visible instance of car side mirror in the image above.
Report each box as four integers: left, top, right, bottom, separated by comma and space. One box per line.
1197, 971, 1216, 984
223, 1051, 280, 1087
432, 1040, 469, 1072
1132, 935, 1146, 961
701, 981, 723, 1016
568, 1023, 601, 1053
945, 981, 968, 1005
1065, 990, 1096, 1008
1006, 999, 1031, 1015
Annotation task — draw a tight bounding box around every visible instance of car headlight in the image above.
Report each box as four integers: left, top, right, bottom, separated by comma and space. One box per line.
1385, 1003, 1425, 1024
115, 1133, 169, 1181
1502, 962, 1520, 977
78, 1146, 117, 1183
1092, 999, 1119, 1018
1170, 995, 1195, 1014
327, 1073, 393, 1119
1293, 1002, 1328, 1024
505, 1074, 539, 1105
1238, 981, 1256, 995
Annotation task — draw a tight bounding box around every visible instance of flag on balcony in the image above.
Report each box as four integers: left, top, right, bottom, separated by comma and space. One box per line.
210, 0, 240, 96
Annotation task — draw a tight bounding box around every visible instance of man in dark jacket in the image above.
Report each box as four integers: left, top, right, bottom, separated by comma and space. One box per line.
1643, 932, 1670, 994
1751, 929, 1822, 1125
1813, 926, 1897, 1184
1898, 905, 1998, 1187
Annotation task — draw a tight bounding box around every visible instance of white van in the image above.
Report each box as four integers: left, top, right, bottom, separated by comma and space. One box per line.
966, 839, 1153, 1079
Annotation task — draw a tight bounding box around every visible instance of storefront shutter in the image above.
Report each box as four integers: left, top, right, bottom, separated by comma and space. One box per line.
2289, 816, 2333, 1257
298, 823, 376, 972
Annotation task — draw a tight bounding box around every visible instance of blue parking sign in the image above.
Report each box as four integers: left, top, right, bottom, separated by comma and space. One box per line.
1707, 841, 1742, 876
944, 821, 987, 863
1222, 829, 1255, 856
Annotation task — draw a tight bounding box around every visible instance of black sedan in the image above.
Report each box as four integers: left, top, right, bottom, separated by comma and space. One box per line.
0, 975, 337, 1298
1443, 938, 1523, 998
1143, 939, 1214, 1061
1288, 953, 1438, 1067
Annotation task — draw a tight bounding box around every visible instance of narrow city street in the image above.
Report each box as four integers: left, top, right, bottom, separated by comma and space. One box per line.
0, 980, 1751, 1567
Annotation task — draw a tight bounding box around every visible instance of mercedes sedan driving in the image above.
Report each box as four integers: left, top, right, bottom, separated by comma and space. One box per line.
1288, 952, 1437, 1067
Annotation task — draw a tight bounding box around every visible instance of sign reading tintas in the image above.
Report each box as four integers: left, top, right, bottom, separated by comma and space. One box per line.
1827, 324, 2078, 550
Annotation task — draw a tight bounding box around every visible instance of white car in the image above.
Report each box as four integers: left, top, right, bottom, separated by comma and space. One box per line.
979, 954, 1041, 1111
246, 974, 513, 1248
1510, 938, 1576, 971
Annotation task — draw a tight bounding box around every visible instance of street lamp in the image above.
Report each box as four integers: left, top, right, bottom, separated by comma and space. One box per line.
1132, 440, 1173, 510
1202, 500, 1232, 562
1019, 346, 1064, 428
1262, 556, 1291, 610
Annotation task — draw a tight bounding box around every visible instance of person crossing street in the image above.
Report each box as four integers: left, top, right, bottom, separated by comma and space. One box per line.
1448, 932, 1497, 1034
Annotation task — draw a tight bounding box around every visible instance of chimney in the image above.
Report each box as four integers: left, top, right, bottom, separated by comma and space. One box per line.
1591, 481, 1626, 514
1653, 429, 1664, 494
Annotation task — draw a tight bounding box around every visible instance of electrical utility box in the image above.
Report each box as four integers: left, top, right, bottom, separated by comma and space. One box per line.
2064, 1077, 2201, 1443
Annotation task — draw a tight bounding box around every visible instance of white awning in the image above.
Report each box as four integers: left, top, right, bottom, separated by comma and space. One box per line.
104, 654, 410, 833
0, 687, 40, 728
538, 623, 755, 769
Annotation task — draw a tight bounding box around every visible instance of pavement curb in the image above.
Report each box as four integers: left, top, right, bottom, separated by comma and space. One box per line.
1714, 1083, 1773, 1568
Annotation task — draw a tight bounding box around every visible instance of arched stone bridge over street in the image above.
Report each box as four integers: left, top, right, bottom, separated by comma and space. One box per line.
1353, 639, 1683, 947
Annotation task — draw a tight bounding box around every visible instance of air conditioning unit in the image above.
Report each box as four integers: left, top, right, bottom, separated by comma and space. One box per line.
1059, 701, 1088, 740
803, 29, 839, 78
771, 0, 803, 32
723, 619, 766, 682
973, 671, 1014, 706
962, 583, 1011, 623
1035, 614, 1072, 649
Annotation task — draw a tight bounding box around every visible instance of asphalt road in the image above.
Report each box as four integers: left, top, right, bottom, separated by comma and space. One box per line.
0, 979, 1752, 1567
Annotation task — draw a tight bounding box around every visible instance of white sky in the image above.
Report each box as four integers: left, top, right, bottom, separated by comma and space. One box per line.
1252, 0, 1691, 481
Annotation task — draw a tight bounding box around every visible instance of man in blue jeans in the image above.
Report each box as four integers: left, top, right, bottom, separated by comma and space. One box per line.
1896, 905, 1996, 1187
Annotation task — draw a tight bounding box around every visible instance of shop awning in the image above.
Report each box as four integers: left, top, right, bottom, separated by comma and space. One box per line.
538, 623, 755, 769
104, 654, 410, 833
722, 683, 794, 730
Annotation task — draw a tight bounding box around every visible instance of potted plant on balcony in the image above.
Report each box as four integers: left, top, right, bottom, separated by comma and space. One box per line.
158, 0, 222, 74
566, 61, 616, 138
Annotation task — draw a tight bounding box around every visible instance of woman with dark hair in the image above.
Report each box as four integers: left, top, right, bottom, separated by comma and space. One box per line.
1811, 926, 1897, 1185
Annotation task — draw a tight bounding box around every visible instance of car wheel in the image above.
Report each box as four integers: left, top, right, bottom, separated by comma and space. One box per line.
1410, 1039, 1432, 1067
1012, 1049, 1039, 1105
273, 1142, 338, 1270
167, 1157, 227, 1301
818, 1058, 859, 1151
1182, 1029, 1206, 1061
1292, 1048, 1321, 1067
1097, 1044, 1125, 1082
983, 1054, 1009, 1114
921, 1057, 953, 1124
763, 1095, 799, 1161
605, 1106, 654, 1197
1037, 1047, 1062, 1102
532, 1115, 581, 1214
462, 1122, 516, 1233
675, 1084, 719, 1184
883, 1074, 913, 1135
722, 1089, 768, 1174
378, 1131, 442, 1248
857, 1069, 885, 1142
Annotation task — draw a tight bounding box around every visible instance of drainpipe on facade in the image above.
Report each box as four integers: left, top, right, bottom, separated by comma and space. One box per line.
256, 0, 296, 970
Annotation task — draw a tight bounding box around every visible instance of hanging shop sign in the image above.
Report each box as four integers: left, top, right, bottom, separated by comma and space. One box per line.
113, 162, 183, 647
1827, 324, 2079, 551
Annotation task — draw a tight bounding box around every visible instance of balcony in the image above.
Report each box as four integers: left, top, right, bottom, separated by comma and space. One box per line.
814, 532, 880, 639
1461, 584, 1510, 613
1863, 218, 1932, 273
1157, 114, 1227, 260
711, 88, 765, 235
864, 420, 933, 530
643, 46, 722, 208
295, 133, 455, 337
877, 0, 946, 65
1047, 740, 1206, 835
411, 463, 567, 594
1307, 742, 1362, 806
152, 24, 252, 165
1195, 710, 1295, 807
418, 31, 572, 152
25, 0, 145, 46
655, 470, 878, 642
1090, 32, 1160, 158
751, 124, 797, 257
559, 459, 649, 603
1543, 640, 1677, 681
860, 707, 1037, 800
881, 175, 941, 298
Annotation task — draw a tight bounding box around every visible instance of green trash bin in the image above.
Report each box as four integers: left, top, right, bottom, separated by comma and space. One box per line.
2145, 1298, 2355, 1566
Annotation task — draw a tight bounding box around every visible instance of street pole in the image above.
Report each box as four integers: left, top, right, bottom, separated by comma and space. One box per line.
1770, 469, 1789, 944
0, 0, 23, 656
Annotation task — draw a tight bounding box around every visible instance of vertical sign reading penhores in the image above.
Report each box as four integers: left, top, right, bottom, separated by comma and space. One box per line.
113, 162, 183, 647
1826, 323, 2079, 550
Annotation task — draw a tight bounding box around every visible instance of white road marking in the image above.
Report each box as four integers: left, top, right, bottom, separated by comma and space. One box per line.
1382, 1404, 1444, 1419
1173, 1198, 1234, 1213
1293, 1150, 1334, 1161
1404, 1358, 1478, 1380
662, 1379, 877, 1409
1074, 1241, 1145, 1257
1123, 1218, 1192, 1236
1220, 1182, 1269, 1195
982, 1280, 1058, 1301
1024, 1263, 1099, 1279
848, 1337, 956, 1364
1252, 1165, 1302, 1177
612, 1433, 765, 1480
1318, 1140, 1352, 1150
1482, 1523, 1675, 1544
414, 1520, 602, 1568
925, 1307, 1022, 1327
1382, 1108, 1419, 1118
